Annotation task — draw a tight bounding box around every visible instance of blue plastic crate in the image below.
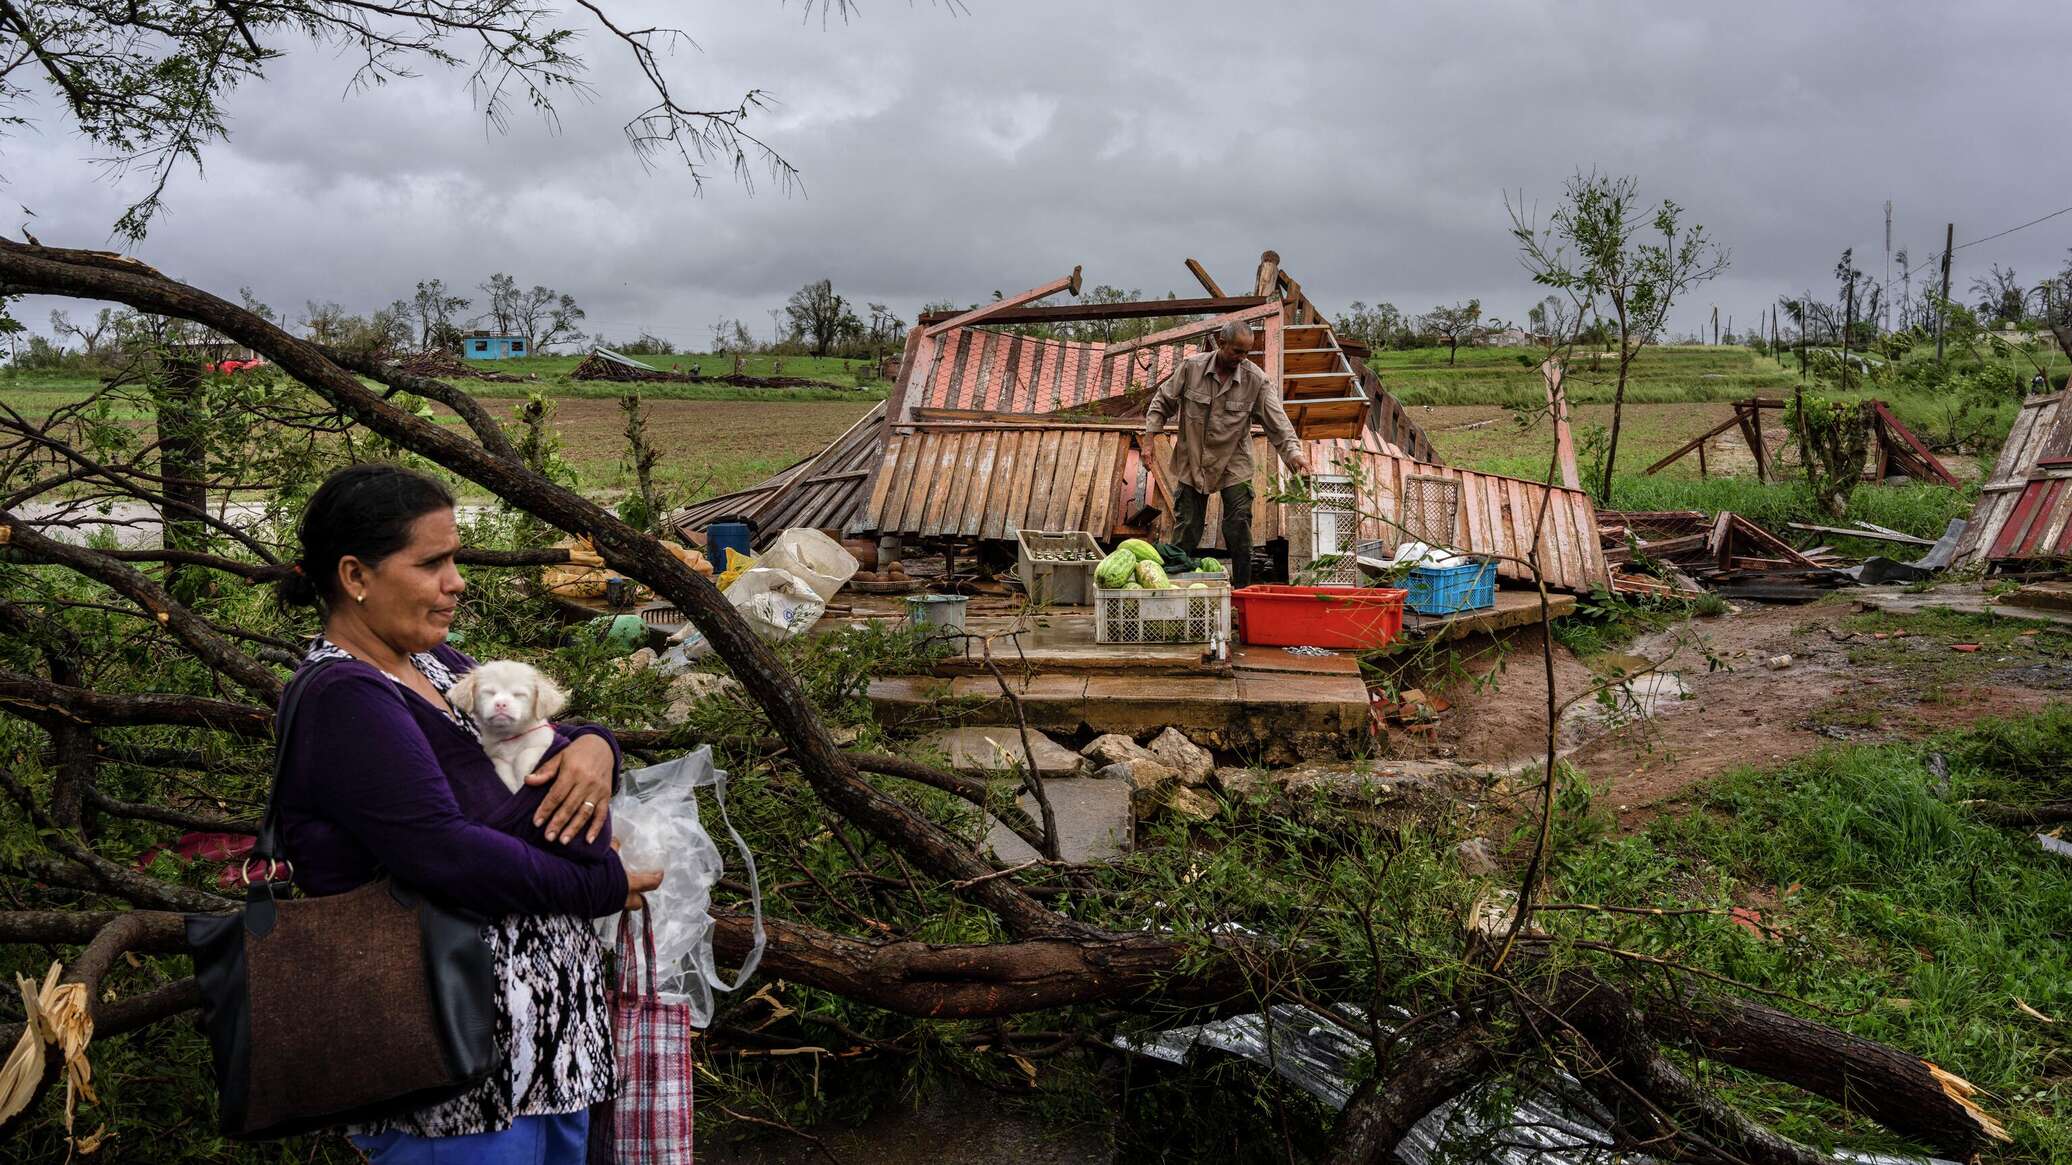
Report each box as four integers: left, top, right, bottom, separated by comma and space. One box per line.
1403, 558, 1496, 615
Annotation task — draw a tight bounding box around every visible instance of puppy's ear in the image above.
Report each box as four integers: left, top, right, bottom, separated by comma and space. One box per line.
532, 671, 568, 721
446, 669, 479, 714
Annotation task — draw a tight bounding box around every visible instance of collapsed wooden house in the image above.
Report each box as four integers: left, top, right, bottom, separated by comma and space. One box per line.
680, 253, 1609, 595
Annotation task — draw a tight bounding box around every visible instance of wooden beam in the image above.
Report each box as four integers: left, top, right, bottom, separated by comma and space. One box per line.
1254, 250, 1281, 297
1184, 258, 1226, 298
914, 295, 1272, 328
1646, 412, 1748, 474
1543, 358, 1579, 491
1870, 400, 1960, 486
1785, 522, 1934, 547
1100, 302, 1282, 363
922, 266, 1085, 338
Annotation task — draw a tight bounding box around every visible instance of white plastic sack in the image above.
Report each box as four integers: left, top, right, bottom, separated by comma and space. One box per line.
1389, 540, 1464, 570
597, 746, 764, 1024
660, 566, 827, 667
754, 528, 858, 604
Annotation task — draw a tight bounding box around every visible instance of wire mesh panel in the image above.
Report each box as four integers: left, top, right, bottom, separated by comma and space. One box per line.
1402, 475, 1462, 547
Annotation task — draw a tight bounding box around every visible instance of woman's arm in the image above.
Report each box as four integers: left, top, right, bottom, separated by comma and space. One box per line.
297, 670, 628, 917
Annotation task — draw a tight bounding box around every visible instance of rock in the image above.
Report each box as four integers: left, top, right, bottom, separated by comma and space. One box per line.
611, 647, 659, 674
1083, 733, 1157, 768
1145, 727, 1214, 786
1163, 786, 1220, 822
1095, 759, 1179, 819
1455, 836, 1500, 877
1215, 765, 1276, 799
662, 670, 743, 724
924, 726, 1088, 778
985, 778, 1132, 865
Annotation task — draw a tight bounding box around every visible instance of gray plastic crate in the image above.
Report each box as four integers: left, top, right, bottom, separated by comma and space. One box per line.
1014, 529, 1103, 606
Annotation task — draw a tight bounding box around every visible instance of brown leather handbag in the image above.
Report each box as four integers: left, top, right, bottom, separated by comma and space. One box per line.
185, 661, 500, 1139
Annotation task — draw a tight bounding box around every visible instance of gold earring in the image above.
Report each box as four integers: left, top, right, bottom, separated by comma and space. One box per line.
355, 593, 366, 604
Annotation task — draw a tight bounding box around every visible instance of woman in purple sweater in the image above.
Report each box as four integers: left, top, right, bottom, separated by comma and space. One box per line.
273, 463, 662, 1163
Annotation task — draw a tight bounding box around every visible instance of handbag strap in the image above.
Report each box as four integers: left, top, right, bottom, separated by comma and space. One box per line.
250, 657, 337, 871
615, 907, 660, 1000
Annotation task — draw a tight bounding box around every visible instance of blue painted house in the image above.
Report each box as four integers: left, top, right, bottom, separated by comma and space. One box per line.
461, 332, 529, 360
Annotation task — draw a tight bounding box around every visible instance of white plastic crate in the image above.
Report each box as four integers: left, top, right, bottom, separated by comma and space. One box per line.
1094, 581, 1232, 645
1288, 474, 1361, 587
1014, 529, 1103, 606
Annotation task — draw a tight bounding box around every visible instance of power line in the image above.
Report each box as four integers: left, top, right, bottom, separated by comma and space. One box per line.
1898, 201, 2072, 283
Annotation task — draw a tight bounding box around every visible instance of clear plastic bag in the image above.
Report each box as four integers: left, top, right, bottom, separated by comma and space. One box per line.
596, 746, 764, 1025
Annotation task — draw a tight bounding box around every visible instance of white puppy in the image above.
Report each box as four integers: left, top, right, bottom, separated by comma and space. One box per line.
447, 660, 569, 795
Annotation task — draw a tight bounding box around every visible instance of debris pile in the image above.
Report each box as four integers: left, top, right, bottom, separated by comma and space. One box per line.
1600, 509, 1855, 602
395, 349, 524, 382
571, 346, 848, 389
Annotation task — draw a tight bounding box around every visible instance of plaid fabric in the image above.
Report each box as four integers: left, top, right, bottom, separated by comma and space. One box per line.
610, 910, 696, 1164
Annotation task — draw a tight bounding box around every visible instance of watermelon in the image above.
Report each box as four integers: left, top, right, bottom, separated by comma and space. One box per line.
1096, 548, 1138, 589
1135, 560, 1172, 589
1118, 538, 1162, 563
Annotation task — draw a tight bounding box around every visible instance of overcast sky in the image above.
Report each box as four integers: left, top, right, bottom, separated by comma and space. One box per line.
10, 1, 2072, 347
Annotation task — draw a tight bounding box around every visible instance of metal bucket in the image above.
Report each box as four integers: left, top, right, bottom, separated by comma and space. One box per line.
904, 594, 969, 639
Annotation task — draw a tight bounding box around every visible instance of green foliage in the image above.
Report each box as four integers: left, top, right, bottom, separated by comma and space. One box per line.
1556, 713, 2072, 1158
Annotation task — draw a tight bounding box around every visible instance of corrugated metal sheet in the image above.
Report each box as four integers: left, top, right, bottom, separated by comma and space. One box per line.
673, 402, 886, 545
904, 329, 1204, 417
863, 425, 1133, 540
1956, 389, 2070, 567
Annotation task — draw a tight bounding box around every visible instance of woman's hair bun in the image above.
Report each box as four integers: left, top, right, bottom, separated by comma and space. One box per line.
276, 562, 320, 608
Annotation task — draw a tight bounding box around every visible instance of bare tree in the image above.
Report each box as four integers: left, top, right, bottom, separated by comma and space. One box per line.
411, 279, 471, 352
47, 307, 113, 359
1971, 263, 2029, 327
1510, 171, 1728, 503
1419, 299, 1486, 365
512, 285, 586, 351
477, 273, 520, 336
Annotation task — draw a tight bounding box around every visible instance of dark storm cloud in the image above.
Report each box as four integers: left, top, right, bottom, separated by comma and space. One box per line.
12, 1, 2072, 343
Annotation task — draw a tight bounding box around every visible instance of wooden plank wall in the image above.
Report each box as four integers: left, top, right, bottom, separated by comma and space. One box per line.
1956, 391, 2065, 567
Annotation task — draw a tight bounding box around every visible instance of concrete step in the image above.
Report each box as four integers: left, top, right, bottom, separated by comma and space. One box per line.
870, 671, 1369, 752
985, 775, 1133, 865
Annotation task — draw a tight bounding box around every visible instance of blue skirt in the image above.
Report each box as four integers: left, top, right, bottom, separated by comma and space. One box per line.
350, 1111, 589, 1164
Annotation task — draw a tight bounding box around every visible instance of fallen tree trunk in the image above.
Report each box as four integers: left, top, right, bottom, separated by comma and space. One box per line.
1326, 1026, 1495, 1165
1644, 990, 2009, 1157
1963, 797, 2072, 827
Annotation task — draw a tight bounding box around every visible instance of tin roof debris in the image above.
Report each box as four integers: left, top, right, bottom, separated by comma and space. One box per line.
571, 346, 849, 389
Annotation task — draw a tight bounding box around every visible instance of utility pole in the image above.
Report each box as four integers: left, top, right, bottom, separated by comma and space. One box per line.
1936, 221, 1954, 365
1711, 305, 1719, 345
1883, 200, 1893, 335
1843, 275, 1856, 393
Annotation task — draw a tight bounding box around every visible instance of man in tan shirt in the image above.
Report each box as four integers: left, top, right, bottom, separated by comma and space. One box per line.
1143, 320, 1309, 587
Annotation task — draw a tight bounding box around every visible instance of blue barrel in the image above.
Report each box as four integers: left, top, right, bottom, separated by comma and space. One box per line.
706, 521, 753, 565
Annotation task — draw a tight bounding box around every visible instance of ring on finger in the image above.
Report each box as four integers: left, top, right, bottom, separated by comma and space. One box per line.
580, 799, 596, 812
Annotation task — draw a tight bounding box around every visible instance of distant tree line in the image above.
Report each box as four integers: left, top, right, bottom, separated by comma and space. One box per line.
16, 272, 589, 370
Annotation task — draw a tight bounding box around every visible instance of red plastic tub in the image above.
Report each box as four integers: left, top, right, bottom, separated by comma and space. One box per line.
1230, 585, 1407, 649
